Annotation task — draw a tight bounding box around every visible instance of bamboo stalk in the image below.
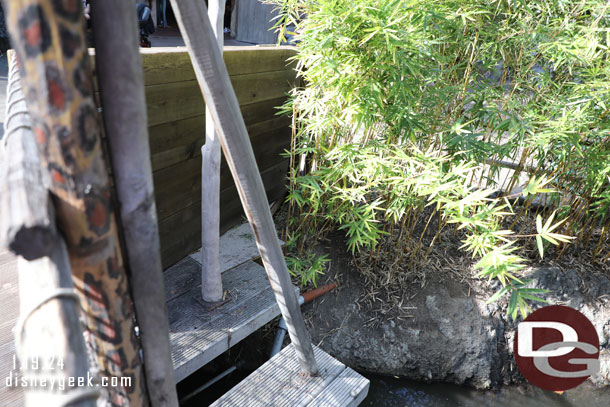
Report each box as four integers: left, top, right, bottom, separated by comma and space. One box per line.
2, 1, 149, 404
0, 61, 55, 260
169, 0, 319, 375
89, 1, 179, 406
200, 0, 225, 303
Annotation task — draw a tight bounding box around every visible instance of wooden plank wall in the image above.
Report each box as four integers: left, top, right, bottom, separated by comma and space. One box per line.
140, 46, 296, 268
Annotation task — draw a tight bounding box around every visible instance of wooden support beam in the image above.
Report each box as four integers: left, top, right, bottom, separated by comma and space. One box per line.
2, 1, 149, 404
200, 0, 225, 303
90, 1, 179, 407
1, 58, 97, 407
169, 0, 319, 375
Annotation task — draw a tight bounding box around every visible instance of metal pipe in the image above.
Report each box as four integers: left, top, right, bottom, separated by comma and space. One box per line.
271, 283, 337, 357
179, 361, 244, 405
270, 316, 289, 357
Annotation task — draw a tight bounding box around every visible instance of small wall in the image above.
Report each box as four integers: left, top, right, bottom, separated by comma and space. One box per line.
140, 46, 297, 268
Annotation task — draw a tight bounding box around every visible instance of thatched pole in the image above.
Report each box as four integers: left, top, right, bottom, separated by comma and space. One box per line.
200, 0, 226, 303
1, 58, 97, 407
89, 1, 179, 406
2, 1, 149, 405
170, 0, 319, 375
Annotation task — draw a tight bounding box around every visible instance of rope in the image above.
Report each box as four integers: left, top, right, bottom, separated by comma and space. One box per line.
14, 288, 100, 406
14, 288, 81, 349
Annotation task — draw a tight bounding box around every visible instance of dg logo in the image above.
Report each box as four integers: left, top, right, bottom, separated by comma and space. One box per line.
514, 305, 600, 391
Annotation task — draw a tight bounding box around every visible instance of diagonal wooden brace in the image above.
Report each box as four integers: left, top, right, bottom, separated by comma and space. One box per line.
169, 0, 319, 375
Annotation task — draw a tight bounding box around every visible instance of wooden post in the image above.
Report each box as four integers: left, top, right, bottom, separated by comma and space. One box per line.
170, 0, 319, 375
89, 2, 179, 407
1, 57, 97, 407
230, 0, 237, 38
2, 1, 150, 405
200, 0, 225, 303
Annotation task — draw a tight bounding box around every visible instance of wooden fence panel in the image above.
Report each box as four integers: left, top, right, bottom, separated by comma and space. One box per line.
138, 47, 297, 268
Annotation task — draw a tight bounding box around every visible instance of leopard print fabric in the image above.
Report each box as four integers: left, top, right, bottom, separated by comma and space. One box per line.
3, 1, 148, 405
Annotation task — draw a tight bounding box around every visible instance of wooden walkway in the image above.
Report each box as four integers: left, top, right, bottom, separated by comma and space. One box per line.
0, 250, 23, 407
1, 222, 370, 405
189, 222, 263, 271
167, 222, 293, 382
210, 345, 369, 406
166, 259, 295, 382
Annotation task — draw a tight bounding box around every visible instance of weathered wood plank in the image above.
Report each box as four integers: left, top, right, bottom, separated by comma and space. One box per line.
166, 259, 298, 382
230, 69, 298, 107
150, 113, 290, 172
149, 115, 205, 172
189, 222, 285, 272
239, 96, 289, 126
153, 136, 289, 221
144, 70, 296, 127
158, 160, 289, 268
0, 250, 20, 407
209, 345, 348, 407
307, 368, 370, 407
145, 81, 205, 127
139, 47, 297, 86
164, 256, 200, 302
0, 249, 16, 266
154, 158, 201, 220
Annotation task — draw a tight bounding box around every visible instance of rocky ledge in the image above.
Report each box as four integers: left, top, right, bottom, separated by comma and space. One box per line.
302, 237, 610, 389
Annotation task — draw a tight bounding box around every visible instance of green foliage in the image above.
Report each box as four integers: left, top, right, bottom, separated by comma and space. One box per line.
286, 253, 330, 287
270, 0, 610, 319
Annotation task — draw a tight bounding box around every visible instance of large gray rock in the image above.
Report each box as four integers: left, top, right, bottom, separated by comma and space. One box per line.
303, 252, 610, 389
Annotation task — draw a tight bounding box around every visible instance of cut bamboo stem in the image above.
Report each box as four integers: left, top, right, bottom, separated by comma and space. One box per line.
90, 1, 179, 406
200, 0, 225, 303
1, 60, 97, 407
170, 0, 319, 375
0, 61, 55, 260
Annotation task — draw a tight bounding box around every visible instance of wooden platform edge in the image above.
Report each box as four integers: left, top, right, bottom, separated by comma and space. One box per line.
209, 344, 370, 407
167, 258, 298, 383
189, 222, 285, 273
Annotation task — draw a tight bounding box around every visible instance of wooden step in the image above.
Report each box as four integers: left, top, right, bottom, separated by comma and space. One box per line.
189, 222, 284, 272
164, 256, 296, 382
210, 344, 370, 407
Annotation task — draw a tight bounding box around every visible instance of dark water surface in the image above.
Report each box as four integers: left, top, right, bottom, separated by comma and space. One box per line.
362, 374, 610, 407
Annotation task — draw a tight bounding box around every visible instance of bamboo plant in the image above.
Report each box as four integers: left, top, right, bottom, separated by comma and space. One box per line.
270, 0, 610, 319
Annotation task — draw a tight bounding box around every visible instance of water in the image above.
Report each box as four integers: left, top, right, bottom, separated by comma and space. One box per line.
362, 374, 610, 407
